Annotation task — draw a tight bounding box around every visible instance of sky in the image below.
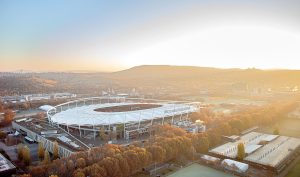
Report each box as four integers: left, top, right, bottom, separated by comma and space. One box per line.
1, 0, 300, 72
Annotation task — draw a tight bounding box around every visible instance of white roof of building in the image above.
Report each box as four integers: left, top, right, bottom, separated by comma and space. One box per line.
222, 159, 249, 173
210, 131, 300, 167
50, 102, 197, 126
245, 144, 262, 154
201, 155, 220, 162
57, 136, 72, 142
39, 105, 55, 112
210, 132, 267, 158
245, 136, 300, 167
261, 135, 278, 142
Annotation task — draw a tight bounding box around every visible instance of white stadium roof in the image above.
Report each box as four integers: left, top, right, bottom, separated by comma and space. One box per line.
49, 102, 198, 126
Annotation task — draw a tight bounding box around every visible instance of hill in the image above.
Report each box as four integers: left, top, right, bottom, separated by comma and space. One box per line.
1, 65, 300, 96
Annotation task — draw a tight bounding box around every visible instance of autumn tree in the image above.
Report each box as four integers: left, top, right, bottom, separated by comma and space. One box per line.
192, 134, 210, 153
87, 163, 108, 177
218, 123, 232, 136
98, 157, 114, 176
36, 112, 45, 119
207, 129, 221, 147
0, 101, 3, 112
228, 119, 244, 133
17, 144, 24, 161
76, 158, 86, 169
99, 127, 109, 144
0, 130, 7, 139
237, 143, 245, 160
21, 102, 30, 110
273, 126, 280, 135
43, 150, 51, 165
53, 141, 59, 159
73, 169, 85, 177
146, 145, 166, 163
66, 160, 75, 176
22, 145, 31, 165
114, 154, 130, 176
38, 142, 44, 160
3, 109, 15, 125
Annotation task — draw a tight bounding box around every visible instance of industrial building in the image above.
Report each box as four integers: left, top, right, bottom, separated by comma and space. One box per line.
0, 153, 16, 176
209, 131, 300, 173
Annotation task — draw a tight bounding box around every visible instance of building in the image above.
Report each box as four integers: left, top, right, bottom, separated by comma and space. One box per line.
47, 97, 200, 140
221, 159, 249, 173
209, 132, 300, 173
12, 118, 89, 157
0, 153, 16, 176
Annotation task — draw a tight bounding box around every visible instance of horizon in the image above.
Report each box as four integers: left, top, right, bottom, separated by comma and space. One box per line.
1, 64, 300, 73
1, 0, 300, 72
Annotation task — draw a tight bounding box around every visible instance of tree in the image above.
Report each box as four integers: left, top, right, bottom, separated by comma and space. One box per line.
229, 119, 244, 133
193, 134, 210, 153
0, 101, 4, 112
38, 142, 44, 160
76, 158, 86, 169
99, 127, 109, 144
21, 102, 30, 110
22, 145, 31, 165
53, 141, 59, 159
237, 143, 245, 160
88, 163, 107, 177
3, 109, 15, 125
36, 112, 45, 119
146, 145, 166, 163
0, 131, 7, 139
73, 169, 85, 177
273, 127, 280, 135
43, 150, 51, 165
17, 144, 24, 161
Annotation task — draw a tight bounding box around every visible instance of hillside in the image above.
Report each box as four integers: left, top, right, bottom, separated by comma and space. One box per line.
108, 65, 300, 90
1, 65, 300, 96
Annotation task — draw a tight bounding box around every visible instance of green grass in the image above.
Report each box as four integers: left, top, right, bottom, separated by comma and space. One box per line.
260, 118, 300, 138
286, 160, 300, 177
167, 163, 234, 177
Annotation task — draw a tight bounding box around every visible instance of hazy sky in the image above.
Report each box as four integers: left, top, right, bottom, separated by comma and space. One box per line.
1, 0, 300, 72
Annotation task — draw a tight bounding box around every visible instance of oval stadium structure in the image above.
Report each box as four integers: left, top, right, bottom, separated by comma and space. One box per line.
47, 97, 200, 139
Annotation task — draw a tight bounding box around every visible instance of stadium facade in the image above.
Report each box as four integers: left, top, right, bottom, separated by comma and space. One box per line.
47, 97, 200, 140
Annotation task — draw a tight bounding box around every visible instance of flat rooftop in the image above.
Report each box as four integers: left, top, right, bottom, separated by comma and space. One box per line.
210, 132, 300, 167
245, 135, 300, 167
13, 118, 89, 152
0, 154, 15, 173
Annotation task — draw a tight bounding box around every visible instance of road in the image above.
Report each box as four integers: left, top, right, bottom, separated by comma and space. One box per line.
15, 109, 43, 119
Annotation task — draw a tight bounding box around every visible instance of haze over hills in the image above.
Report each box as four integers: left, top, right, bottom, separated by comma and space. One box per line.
1, 65, 300, 96
109, 65, 300, 88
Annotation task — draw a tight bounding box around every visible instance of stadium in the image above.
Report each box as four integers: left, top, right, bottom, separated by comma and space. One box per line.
47, 97, 200, 140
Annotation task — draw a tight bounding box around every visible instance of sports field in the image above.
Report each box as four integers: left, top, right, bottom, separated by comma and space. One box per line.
167, 163, 234, 177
